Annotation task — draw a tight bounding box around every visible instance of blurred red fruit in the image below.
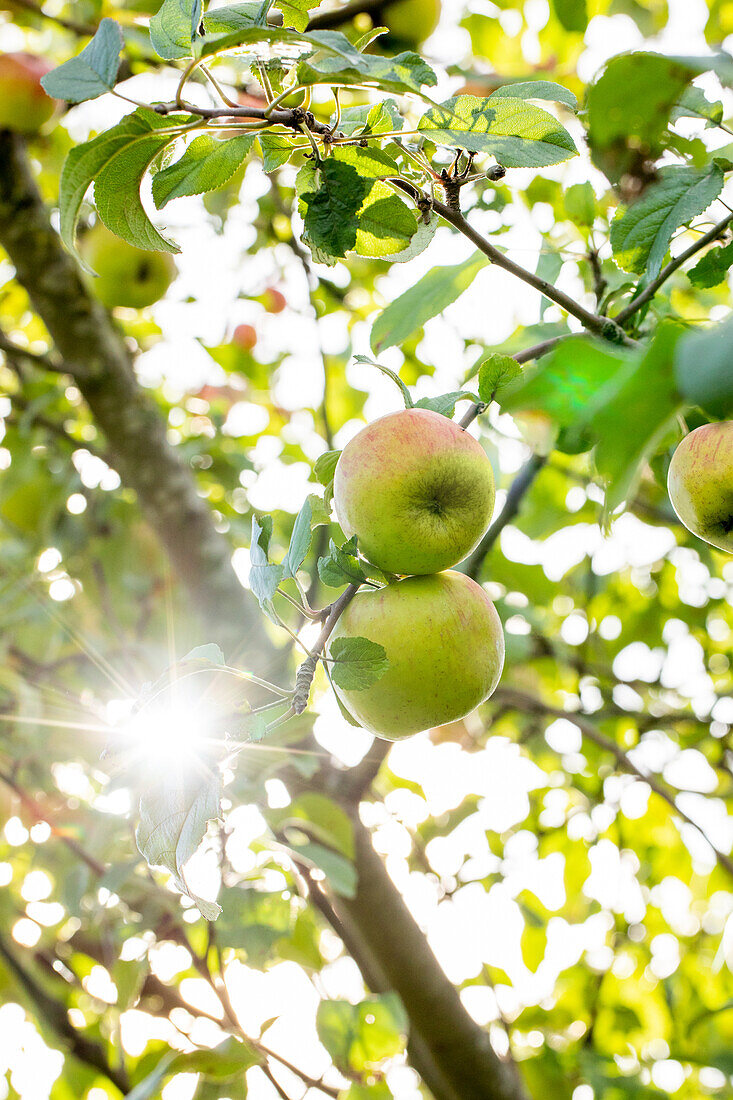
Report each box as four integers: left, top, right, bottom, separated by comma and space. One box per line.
262, 287, 286, 313
233, 323, 257, 351
0, 53, 57, 133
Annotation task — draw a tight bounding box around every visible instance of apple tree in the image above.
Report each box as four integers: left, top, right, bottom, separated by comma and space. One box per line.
0, 0, 732, 1097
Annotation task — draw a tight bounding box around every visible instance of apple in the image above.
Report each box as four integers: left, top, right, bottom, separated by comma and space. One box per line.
82, 224, 176, 309
384, 0, 440, 48
261, 287, 286, 314
0, 53, 57, 134
327, 571, 504, 740
333, 408, 495, 575
233, 323, 257, 351
667, 421, 733, 553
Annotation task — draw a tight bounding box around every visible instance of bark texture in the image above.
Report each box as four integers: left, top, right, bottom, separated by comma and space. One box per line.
0, 131, 271, 662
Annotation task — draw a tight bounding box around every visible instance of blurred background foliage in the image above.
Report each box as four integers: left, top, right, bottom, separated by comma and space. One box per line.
0, 0, 732, 1098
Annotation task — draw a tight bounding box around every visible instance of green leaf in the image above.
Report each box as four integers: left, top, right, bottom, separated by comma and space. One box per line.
687, 238, 733, 288
150, 0, 200, 60
318, 536, 370, 588
300, 160, 416, 261
94, 116, 189, 250
274, 0, 312, 32
197, 22, 311, 60
136, 768, 222, 920
306, 492, 331, 528
536, 248, 563, 320
59, 108, 187, 259
380, 211, 439, 264
414, 391, 476, 417
670, 84, 724, 126
589, 323, 683, 519
301, 159, 368, 260
180, 643, 225, 665
169, 1038, 259, 1078
324, 665, 363, 727
238, 711, 268, 743
40, 19, 123, 103
353, 182, 417, 258
314, 450, 342, 487
332, 145, 400, 178
488, 80, 578, 111
564, 182, 596, 227
284, 497, 313, 578
259, 133, 296, 172
353, 355, 413, 408
370, 252, 488, 353
126, 1054, 177, 1100
551, 0, 587, 32
500, 336, 633, 430
152, 134, 254, 208
284, 792, 355, 858
217, 888, 292, 961
296, 31, 437, 95
674, 315, 733, 417
328, 636, 389, 690
249, 514, 283, 622
338, 99, 403, 137
478, 354, 522, 402
202, 1, 269, 34
587, 53, 697, 182
610, 163, 723, 279
316, 994, 407, 1074
293, 841, 358, 897
417, 96, 577, 168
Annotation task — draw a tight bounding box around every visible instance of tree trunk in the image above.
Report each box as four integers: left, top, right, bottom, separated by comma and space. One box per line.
0, 130, 528, 1100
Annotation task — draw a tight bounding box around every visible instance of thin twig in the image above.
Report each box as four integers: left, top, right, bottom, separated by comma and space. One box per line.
293, 584, 359, 713
458, 334, 571, 429
398, 187, 635, 347
461, 455, 547, 579
7, 0, 95, 35
614, 211, 733, 326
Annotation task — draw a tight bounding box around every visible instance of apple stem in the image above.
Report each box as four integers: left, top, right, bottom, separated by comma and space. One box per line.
293, 583, 360, 713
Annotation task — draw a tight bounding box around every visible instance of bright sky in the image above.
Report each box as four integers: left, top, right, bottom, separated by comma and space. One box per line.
1, 0, 733, 1097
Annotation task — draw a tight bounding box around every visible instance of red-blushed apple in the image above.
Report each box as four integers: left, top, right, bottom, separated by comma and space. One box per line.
384, 0, 440, 47
327, 571, 504, 739
82, 224, 176, 309
261, 287, 286, 314
0, 53, 57, 134
233, 323, 257, 351
667, 421, 733, 553
334, 408, 495, 575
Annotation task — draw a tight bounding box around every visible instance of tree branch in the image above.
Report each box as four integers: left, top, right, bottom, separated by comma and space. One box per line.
0, 132, 275, 664
614, 212, 733, 326
461, 454, 546, 580
293, 583, 359, 713
420, 191, 635, 346
6, 0, 96, 35
332, 814, 529, 1100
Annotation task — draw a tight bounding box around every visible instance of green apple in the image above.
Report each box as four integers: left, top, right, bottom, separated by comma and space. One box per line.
82, 224, 176, 310
667, 421, 733, 553
328, 571, 504, 740
0, 53, 57, 134
334, 408, 495, 575
384, 0, 440, 48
